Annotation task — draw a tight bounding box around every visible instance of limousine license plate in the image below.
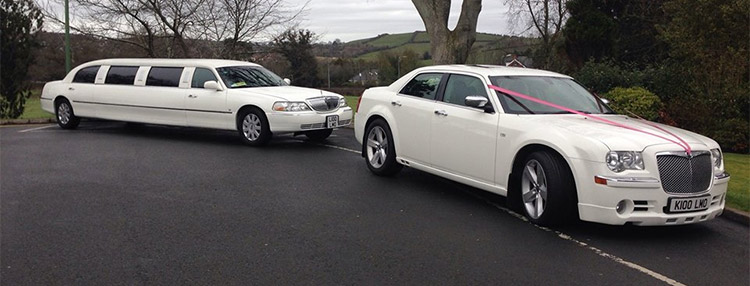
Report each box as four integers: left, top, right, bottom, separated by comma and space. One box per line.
666, 195, 710, 213
326, 115, 339, 128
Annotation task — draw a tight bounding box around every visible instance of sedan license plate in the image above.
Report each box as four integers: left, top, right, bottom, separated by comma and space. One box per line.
666, 195, 710, 213
326, 115, 339, 128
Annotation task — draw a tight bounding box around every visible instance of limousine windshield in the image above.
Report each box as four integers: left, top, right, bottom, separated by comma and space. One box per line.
216, 66, 288, 88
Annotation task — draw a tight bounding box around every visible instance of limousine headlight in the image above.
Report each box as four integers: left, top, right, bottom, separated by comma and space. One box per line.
606, 151, 644, 173
273, 101, 311, 112
339, 97, 347, 107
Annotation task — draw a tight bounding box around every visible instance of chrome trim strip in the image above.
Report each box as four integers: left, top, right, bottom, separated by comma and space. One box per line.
714, 172, 730, 180
655, 150, 710, 157
596, 176, 660, 183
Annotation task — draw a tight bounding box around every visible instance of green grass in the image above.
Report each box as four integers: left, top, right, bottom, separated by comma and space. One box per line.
724, 153, 749, 212
18, 89, 54, 120
357, 43, 432, 60
366, 33, 414, 48
344, 95, 359, 127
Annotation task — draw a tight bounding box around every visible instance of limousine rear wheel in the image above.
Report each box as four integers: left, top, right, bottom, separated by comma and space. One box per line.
519, 151, 576, 226
238, 108, 271, 146
364, 119, 402, 176
55, 99, 80, 129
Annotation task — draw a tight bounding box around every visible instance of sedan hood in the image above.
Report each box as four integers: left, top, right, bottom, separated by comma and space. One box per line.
233, 86, 341, 101
526, 114, 715, 151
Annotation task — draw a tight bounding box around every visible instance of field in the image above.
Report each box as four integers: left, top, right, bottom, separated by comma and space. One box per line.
724, 153, 749, 212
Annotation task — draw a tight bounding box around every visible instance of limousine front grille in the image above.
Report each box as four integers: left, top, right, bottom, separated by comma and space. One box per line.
300, 119, 350, 130
656, 151, 712, 195
307, 96, 341, 112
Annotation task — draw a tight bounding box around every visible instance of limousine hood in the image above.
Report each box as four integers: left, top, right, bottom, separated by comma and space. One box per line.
528, 114, 717, 152
236, 86, 341, 101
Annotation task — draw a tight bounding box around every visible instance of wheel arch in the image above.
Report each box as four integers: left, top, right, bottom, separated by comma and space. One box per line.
361, 114, 388, 157
508, 143, 580, 209
235, 104, 265, 130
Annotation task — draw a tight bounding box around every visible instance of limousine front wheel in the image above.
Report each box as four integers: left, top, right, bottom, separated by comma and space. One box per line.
238, 108, 271, 146
55, 99, 80, 129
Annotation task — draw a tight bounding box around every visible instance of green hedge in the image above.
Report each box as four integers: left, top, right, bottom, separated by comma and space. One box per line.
604, 87, 662, 121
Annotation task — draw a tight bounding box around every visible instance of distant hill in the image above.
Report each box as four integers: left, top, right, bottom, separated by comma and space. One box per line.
336, 31, 539, 65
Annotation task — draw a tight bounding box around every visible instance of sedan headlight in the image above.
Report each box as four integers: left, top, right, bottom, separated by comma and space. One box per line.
273, 101, 311, 112
606, 151, 644, 173
710, 148, 723, 172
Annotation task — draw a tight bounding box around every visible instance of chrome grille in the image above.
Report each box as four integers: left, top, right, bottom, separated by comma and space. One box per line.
307, 96, 340, 112
656, 151, 712, 194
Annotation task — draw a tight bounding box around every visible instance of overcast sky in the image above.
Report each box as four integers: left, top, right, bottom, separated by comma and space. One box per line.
288, 0, 513, 42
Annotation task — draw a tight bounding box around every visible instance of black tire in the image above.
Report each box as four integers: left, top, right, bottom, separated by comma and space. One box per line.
364, 118, 402, 176
237, 108, 272, 146
305, 129, 333, 141
515, 151, 577, 226
55, 98, 80, 129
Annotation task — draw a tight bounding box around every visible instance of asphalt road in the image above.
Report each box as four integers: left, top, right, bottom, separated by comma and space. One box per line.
1, 122, 748, 285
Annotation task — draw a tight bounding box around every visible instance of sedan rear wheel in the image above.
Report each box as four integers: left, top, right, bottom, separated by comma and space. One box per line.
364, 119, 402, 176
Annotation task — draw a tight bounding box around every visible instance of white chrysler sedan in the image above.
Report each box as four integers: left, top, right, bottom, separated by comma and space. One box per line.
354, 65, 730, 226
41, 59, 352, 145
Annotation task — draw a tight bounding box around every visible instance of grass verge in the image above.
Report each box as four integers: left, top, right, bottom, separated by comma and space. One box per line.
724, 153, 749, 212
344, 95, 359, 127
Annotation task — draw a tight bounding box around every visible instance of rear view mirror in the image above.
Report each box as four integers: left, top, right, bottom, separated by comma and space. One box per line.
465, 95, 488, 108
204, 80, 223, 91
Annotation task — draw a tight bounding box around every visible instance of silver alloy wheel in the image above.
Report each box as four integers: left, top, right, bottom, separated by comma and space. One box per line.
366, 125, 388, 168
57, 102, 71, 124
521, 159, 548, 219
242, 113, 262, 141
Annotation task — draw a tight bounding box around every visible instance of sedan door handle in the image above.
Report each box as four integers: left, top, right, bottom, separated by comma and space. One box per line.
188, 94, 197, 98
434, 110, 448, 116
68, 87, 75, 91
391, 101, 402, 107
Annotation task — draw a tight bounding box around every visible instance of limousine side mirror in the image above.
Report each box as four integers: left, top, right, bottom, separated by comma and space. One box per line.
204, 81, 223, 91
283, 78, 291, 85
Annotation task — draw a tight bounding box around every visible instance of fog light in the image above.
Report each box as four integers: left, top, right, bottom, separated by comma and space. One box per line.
616, 200, 628, 214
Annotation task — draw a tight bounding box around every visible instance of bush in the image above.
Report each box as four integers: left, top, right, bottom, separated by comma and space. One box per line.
711, 118, 750, 154
572, 59, 643, 94
604, 87, 662, 121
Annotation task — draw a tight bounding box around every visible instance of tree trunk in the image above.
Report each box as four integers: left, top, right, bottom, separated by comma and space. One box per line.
412, 0, 482, 64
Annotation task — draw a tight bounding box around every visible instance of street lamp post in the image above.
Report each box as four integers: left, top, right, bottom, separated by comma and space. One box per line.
64, 0, 71, 72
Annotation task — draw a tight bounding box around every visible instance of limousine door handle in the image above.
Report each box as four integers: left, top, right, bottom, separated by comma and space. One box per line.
391, 101, 402, 107
434, 110, 448, 117
188, 94, 198, 98
68, 87, 75, 91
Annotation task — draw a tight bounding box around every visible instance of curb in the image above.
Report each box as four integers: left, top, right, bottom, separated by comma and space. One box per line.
0, 118, 55, 125
721, 207, 750, 226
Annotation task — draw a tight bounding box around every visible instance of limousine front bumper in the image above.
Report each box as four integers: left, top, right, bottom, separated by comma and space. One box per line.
266, 107, 353, 133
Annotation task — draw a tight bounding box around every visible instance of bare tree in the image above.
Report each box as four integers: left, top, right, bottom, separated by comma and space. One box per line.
505, 0, 568, 68
411, 0, 482, 64
40, 0, 303, 58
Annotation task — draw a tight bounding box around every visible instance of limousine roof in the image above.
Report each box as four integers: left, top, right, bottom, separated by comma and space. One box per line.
80, 58, 261, 69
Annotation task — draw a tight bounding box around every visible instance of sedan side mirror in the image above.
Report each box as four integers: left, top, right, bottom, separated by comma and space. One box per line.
283, 78, 291, 85
204, 80, 223, 91
600, 98, 610, 105
465, 95, 489, 108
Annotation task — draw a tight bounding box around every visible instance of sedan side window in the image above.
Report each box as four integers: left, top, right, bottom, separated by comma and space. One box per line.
399, 73, 443, 100
442, 74, 487, 106
192, 68, 218, 88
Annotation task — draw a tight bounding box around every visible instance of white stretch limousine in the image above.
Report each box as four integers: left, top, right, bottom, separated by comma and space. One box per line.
41, 59, 353, 145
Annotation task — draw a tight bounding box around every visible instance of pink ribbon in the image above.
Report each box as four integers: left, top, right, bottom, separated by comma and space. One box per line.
488, 84, 692, 154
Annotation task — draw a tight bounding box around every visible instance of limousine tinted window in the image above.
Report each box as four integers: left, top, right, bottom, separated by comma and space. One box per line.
106, 66, 139, 85
146, 67, 184, 87
73, 66, 100, 83
191, 68, 217, 88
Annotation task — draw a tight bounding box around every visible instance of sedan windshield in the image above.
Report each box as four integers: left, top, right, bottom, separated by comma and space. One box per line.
216, 66, 288, 88
489, 76, 613, 114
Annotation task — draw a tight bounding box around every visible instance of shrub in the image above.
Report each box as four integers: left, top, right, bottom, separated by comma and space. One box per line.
572, 59, 643, 94
711, 118, 750, 154
604, 87, 662, 121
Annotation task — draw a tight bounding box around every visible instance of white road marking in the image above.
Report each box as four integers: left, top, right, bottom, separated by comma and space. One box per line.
316, 141, 686, 286
18, 124, 56, 133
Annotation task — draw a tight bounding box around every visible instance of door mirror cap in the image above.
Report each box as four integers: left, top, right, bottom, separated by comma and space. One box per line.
465, 95, 489, 108
600, 98, 610, 105
204, 80, 223, 91
283, 78, 291, 85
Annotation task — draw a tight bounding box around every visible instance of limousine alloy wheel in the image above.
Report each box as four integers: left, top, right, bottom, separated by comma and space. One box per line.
519, 151, 576, 225
364, 119, 402, 176
238, 108, 271, 146
55, 99, 80, 129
